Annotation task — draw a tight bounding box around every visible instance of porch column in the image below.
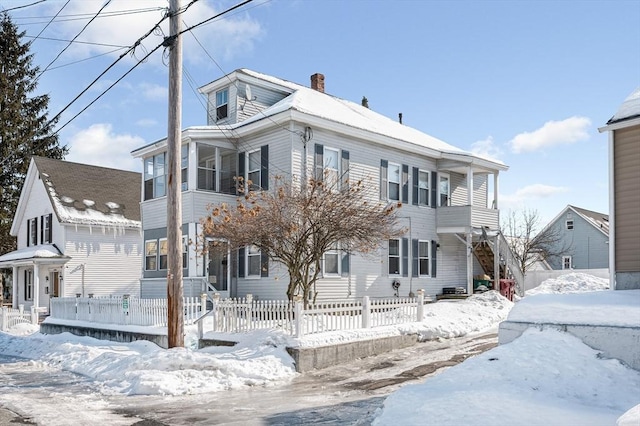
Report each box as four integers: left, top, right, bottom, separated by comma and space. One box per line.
466, 232, 473, 294
493, 171, 499, 209
12, 266, 18, 308
467, 166, 473, 206
33, 263, 40, 309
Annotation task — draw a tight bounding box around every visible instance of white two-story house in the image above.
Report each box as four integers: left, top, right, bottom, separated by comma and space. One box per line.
0, 157, 142, 310
132, 69, 520, 301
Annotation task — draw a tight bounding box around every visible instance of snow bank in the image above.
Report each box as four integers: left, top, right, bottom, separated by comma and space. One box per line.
373, 328, 640, 426
526, 271, 609, 295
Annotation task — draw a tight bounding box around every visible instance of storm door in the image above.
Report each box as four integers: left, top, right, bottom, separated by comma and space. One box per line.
206, 240, 229, 297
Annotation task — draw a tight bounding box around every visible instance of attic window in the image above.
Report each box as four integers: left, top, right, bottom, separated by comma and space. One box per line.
216, 88, 228, 120
566, 220, 574, 230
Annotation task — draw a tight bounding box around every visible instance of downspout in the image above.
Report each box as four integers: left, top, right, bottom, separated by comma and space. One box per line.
608, 130, 615, 290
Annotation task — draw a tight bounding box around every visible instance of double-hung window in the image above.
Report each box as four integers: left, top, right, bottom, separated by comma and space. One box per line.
144, 153, 167, 200
247, 150, 261, 190
566, 220, 574, 230
24, 270, 33, 301
324, 148, 340, 189
159, 238, 168, 270
27, 218, 38, 246
181, 145, 188, 191
41, 214, 52, 244
563, 256, 572, 270
216, 88, 228, 120
197, 144, 217, 191
388, 164, 401, 201
145, 240, 158, 271
323, 244, 340, 275
418, 170, 429, 206
389, 239, 401, 275
439, 174, 450, 207
247, 245, 261, 277
418, 240, 430, 276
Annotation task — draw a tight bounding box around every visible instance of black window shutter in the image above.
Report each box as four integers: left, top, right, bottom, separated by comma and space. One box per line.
40, 216, 44, 244
431, 240, 437, 278
402, 238, 409, 277
402, 164, 409, 204
238, 247, 245, 278
26, 219, 30, 247
431, 171, 438, 208
314, 143, 324, 181
48, 213, 53, 243
34, 218, 38, 246
412, 167, 419, 206
261, 249, 269, 277
24, 270, 27, 297
412, 239, 419, 277
341, 251, 350, 277
237, 152, 246, 194
260, 145, 269, 190
380, 160, 388, 200
341, 150, 350, 190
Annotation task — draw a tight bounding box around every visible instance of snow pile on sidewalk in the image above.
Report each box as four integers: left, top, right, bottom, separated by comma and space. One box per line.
373, 328, 640, 426
373, 273, 640, 426
526, 271, 609, 295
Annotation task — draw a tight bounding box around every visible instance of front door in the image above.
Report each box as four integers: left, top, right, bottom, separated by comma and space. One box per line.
47, 271, 60, 313
206, 240, 229, 298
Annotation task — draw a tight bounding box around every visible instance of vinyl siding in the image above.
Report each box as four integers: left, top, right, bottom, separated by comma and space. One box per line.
16, 173, 64, 249
62, 226, 141, 297
546, 211, 609, 270
613, 125, 640, 273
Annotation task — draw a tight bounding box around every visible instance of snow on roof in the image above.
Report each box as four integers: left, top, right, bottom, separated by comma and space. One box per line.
607, 87, 640, 124
33, 157, 141, 228
236, 69, 503, 165
0, 244, 68, 263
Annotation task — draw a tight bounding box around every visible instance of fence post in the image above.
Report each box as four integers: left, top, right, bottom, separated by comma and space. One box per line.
362, 296, 371, 329
212, 293, 220, 332
294, 296, 304, 338
1, 307, 7, 332
30, 306, 38, 325
416, 289, 425, 322
197, 293, 207, 340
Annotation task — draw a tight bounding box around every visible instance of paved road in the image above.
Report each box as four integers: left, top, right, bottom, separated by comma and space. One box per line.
0, 332, 497, 425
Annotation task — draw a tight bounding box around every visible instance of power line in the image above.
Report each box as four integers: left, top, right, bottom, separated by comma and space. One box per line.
1, 0, 46, 12
30, 0, 68, 43
47, 47, 129, 71
35, 0, 113, 82
51, 0, 255, 136
24, 35, 128, 48
12, 6, 165, 24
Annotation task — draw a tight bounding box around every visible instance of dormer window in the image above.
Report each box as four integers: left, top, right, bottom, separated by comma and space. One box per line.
216, 88, 228, 120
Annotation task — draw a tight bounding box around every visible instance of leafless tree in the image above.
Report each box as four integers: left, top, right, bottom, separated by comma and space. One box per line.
502, 208, 572, 276
201, 174, 403, 305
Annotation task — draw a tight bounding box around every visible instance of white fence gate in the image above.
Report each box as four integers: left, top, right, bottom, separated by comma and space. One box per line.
0, 306, 38, 332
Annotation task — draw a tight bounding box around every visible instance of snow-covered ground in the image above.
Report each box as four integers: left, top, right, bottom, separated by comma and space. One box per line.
374, 273, 640, 426
1, 273, 638, 425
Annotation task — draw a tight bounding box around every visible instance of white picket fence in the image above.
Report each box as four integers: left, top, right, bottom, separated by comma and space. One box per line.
197, 290, 429, 338
50, 296, 203, 327
0, 306, 38, 332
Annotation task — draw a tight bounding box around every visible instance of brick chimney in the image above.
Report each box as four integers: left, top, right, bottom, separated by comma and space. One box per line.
310, 73, 325, 93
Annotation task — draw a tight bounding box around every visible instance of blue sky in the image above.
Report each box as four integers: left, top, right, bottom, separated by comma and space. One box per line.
5, 0, 640, 225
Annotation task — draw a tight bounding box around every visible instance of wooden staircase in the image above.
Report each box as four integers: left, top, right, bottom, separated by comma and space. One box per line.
472, 233, 524, 296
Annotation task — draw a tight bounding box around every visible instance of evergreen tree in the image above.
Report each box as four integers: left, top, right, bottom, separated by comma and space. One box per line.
0, 12, 66, 255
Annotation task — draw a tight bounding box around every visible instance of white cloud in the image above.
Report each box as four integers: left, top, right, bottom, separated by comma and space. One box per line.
64, 123, 144, 172
139, 82, 167, 101
501, 184, 569, 211
470, 136, 503, 160
509, 116, 591, 153
136, 118, 159, 127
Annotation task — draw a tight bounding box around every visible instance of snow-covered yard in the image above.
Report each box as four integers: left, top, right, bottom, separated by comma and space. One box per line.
0, 272, 638, 425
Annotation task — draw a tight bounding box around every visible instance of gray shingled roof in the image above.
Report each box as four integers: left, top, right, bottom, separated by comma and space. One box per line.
33, 156, 141, 224
570, 205, 609, 235
607, 87, 640, 125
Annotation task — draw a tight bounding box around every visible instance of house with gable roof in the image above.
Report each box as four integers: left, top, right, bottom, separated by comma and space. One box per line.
598, 87, 640, 290
539, 205, 609, 271
0, 156, 142, 311
131, 69, 522, 301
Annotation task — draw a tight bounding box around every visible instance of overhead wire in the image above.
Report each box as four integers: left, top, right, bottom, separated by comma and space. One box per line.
50, 0, 257, 136
35, 0, 113, 82
1, 0, 46, 12
29, 0, 69, 43
12, 6, 166, 24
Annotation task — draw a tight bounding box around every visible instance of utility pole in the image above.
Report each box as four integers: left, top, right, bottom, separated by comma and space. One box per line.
166, 0, 184, 348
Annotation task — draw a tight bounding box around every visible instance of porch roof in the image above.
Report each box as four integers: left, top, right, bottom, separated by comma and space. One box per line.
0, 244, 70, 267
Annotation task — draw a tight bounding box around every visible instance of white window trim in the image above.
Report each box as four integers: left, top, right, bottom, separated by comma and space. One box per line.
388, 163, 401, 202
247, 149, 261, 190
562, 256, 573, 270
418, 169, 430, 207
439, 173, 450, 207
246, 245, 262, 279
145, 239, 158, 271
324, 147, 340, 190
418, 240, 430, 276
25, 270, 33, 301
42, 215, 51, 244
28, 218, 37, 246
322, 245, 341, 277
215, 88, 229, 120
389, 238, 401, 276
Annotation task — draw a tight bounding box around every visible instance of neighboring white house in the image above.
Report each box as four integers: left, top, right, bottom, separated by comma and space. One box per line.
132, 69, 521, 301
0, 157, 142, 311
598, 87, 640, 290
